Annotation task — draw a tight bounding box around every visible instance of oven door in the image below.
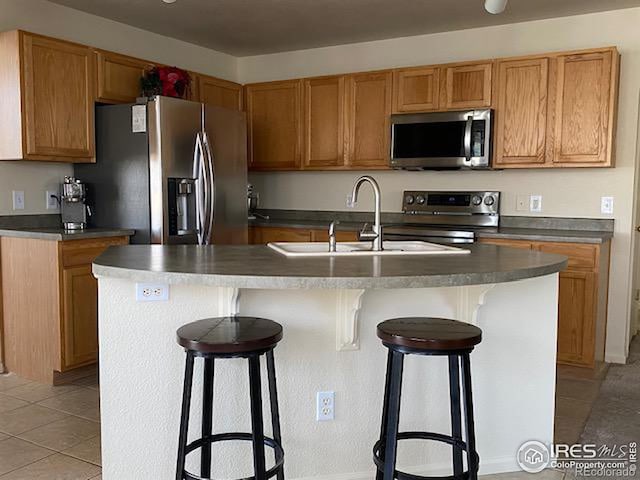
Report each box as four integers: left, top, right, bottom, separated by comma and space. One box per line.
390, 109, 492, 170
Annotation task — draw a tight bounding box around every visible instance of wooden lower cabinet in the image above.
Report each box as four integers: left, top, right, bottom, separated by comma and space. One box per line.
0, 235, 129, 383
249, 226, 358, 244
479, 237, 610, 367
61, 264, 99, 369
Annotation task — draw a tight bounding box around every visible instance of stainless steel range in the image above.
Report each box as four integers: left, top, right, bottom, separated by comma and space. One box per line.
384, 191, 500, 244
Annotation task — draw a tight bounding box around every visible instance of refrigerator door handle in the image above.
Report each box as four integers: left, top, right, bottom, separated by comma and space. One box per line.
202, 132, 216, 245
193, 132, 207, 245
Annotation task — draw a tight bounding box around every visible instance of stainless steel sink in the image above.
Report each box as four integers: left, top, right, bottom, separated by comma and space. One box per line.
267, 241, 471, 257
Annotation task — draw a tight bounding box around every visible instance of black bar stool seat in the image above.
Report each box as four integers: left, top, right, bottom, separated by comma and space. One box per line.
374, 317, 482, 480
176, 316, 285, 480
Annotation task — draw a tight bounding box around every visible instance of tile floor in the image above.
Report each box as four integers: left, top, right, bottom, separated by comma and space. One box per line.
0, 366, 602, 479
554, 363, 608, 445
0, 373, 101, 479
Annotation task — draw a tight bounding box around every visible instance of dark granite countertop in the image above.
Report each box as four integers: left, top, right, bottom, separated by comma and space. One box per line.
0, 227, 135, 241
93, 244, 568, 289
250, 211, 613, 244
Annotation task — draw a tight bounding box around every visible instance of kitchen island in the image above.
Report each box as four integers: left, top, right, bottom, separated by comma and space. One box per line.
93, 244, 567, 479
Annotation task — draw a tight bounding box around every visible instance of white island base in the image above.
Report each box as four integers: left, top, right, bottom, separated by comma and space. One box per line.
98, 274, 558, 480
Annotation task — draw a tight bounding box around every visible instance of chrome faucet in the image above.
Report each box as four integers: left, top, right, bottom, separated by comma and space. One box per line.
350, 175, 383, 251
328, 220, 339, 252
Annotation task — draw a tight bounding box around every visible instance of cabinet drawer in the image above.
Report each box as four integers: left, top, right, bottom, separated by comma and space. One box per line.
533, 242, 597, 271
250, 227, 312, 244
478, 238, 533, 250
312, 229, 359, 242
60, 236, 129, 267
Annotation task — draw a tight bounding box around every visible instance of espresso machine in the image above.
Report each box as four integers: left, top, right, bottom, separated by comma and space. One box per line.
60, 176, 90, 230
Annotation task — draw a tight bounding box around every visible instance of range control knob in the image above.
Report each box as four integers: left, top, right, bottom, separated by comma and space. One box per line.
404, 195, 415, 205
416, 195, 426, 205
471, 195, 483, 206
484, 195, 495, 206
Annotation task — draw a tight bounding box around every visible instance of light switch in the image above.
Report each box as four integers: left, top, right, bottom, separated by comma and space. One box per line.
601, 196, 614, 215
530, 195, 542, 213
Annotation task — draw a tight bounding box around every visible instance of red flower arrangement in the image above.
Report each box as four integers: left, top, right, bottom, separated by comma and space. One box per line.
140, 66, 191, 99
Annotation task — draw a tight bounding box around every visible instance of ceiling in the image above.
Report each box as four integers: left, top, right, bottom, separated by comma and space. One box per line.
49, 0, 640, 56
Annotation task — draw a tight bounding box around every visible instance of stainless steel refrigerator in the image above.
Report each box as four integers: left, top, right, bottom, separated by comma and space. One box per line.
75, 96, 248, 245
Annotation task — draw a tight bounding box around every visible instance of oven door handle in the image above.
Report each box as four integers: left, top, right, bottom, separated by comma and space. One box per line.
463, 114, 473, 162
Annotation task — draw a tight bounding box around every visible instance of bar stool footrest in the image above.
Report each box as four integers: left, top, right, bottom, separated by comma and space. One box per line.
373, 431, 479, 480
182, 432, 284, 480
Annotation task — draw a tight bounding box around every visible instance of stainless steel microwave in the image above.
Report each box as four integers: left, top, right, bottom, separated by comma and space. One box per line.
390, 109, 493, 170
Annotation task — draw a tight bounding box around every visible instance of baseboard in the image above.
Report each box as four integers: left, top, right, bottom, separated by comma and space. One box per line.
290, 456, 519, 480
605, 352, 627, 364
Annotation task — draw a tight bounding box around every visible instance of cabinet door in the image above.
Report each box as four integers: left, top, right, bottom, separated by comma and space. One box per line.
556, 270, 597, 366
441, 63, 492, 110
303, 76, 346, 168
96, 50, 152, 103
61, 264, 98, 369
198, 74, 242, 110
346, 71, 392, 168
552, 50, 618, 167
22, 33, 96, 161
494, 58, 548, 167
392, 67, 439, 113
246, 80, 302, 170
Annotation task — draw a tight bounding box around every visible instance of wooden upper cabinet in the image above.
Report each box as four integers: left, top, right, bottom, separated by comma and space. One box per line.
0, 31, 96, 162
494, 57, 549, 167
96, 50, 152, 103
346, 71, 392, 168
23, 33, 96, 161
551, 49, 619, 167
197, 74, 242, 110
245, 80, 303, 170
303, 75, 347, 168
392, 66, 439, 113
440, 62, 493, 110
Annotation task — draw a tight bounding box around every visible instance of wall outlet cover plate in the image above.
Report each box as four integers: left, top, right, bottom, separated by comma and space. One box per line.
316, 391, 335, 421
135, 283, 169, 302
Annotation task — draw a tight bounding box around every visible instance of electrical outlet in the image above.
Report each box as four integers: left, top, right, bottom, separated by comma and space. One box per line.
46, 191, 59, 210
316, 391, 334, 421
135, 283, 169, 302
12, 191, 24, 210
530, 195, 542, 213
601, 196, 614, 215
516, 195, 528, 212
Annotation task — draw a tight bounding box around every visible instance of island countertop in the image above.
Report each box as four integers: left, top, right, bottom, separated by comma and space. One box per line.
93, 244, 568, 289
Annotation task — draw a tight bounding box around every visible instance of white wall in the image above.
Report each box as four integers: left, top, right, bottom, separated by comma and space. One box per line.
0, 0, 238, 215
239, 8, 640, 364
99, 277, 559, 478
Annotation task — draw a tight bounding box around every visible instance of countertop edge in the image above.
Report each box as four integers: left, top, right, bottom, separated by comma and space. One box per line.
0, 228, 135, 241
250, 220, 613, 244
92, 258, 568, 290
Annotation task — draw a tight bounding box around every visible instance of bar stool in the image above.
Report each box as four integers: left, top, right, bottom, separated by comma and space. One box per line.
373, 317, 482, 480
175, 316, 285, 480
